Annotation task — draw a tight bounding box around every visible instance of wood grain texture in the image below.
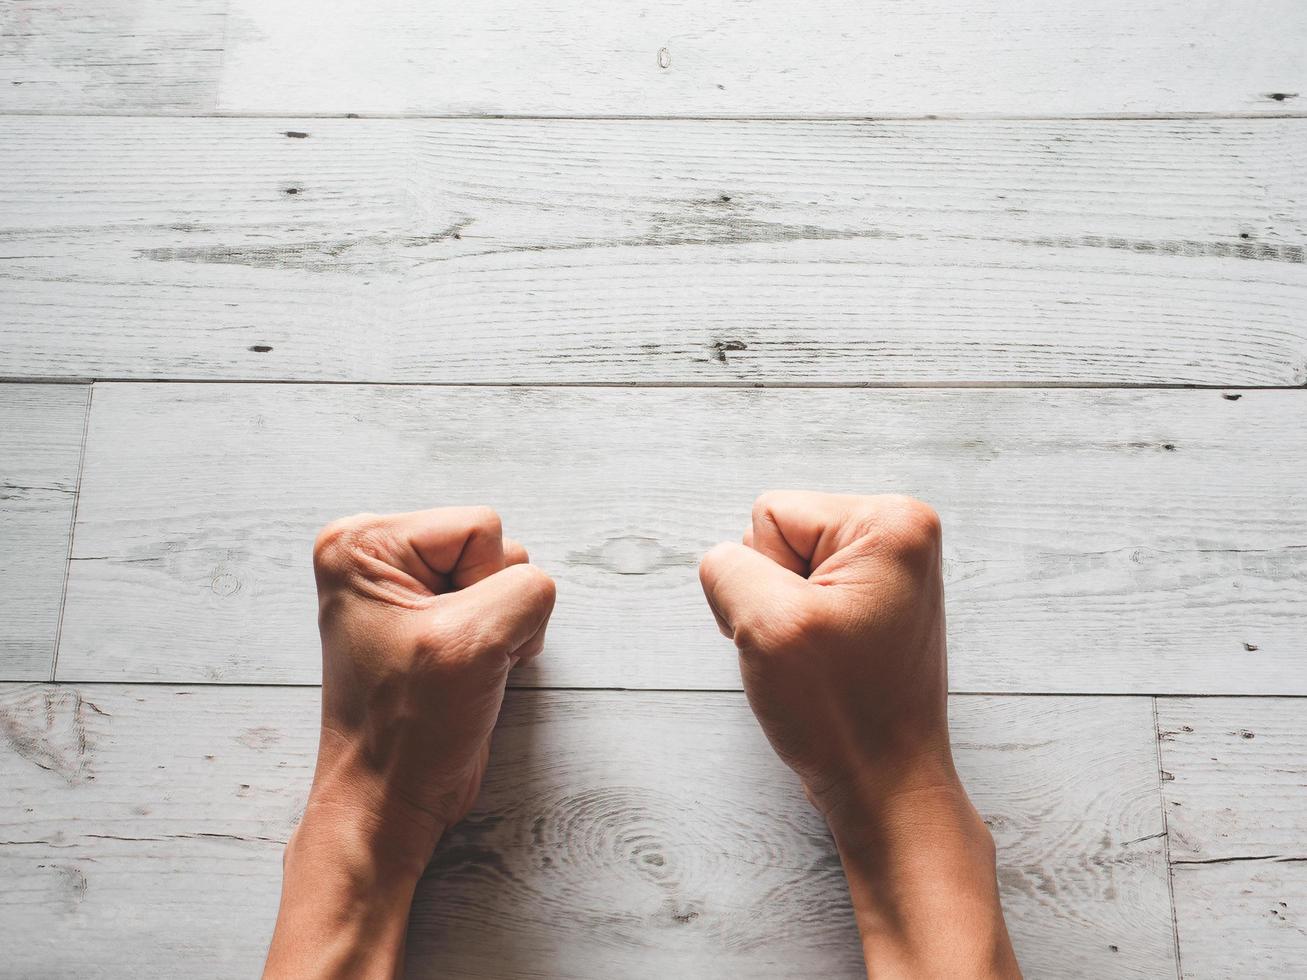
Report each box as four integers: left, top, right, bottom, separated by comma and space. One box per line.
0, 384, 88, 680
2, 118, 1306, 386
0, 685, 1174, 978
3, 0, 1304, 117
214, 0, 1307, 117
57, 384, 1307, 692
1157, 698, 1307, 977
0, 1, 225, 113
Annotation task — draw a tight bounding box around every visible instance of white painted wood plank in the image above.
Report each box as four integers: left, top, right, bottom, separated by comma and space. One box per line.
57, 385, 1307, 692
0, 1, 225, 113
1160, 700, 1307, 861
215, 0, 1307, 116
1157, 698, 1307, 978
0, 384, 87, 680
0, 685, 1174, 978
2, 117, 1305, 385
1168, 860, 1307, 980
4, 0, 1303, 117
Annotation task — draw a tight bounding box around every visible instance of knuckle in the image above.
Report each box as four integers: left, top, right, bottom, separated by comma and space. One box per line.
750, 490, 787, 525
529, 566, 558, 605
774, 602, 826, 650
735, 601, 822, 658
462, 616, 519, 663
729, 611, 767, 655
508, 562, 557, 609
466, 505, 503, 538
312, 512, 385, 576
876, 495, 942, 555
699, 542, 734, 581
415, 620, 483, 670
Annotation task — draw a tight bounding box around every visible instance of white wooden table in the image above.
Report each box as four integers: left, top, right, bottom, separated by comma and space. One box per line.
1, 3, 1304, 976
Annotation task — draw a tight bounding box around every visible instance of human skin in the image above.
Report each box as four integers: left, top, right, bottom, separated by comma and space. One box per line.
262, 507, 556, 980
265, 496, 1018, 979
699, 491, 1021, 980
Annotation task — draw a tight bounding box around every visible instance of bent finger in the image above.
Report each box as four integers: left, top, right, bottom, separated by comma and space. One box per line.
440, 563, 557, 660
699, 541, 808, 640
503, 536, 530, 567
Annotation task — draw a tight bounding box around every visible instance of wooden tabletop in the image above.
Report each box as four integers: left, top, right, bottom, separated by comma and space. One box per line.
1, 3, 1304, 976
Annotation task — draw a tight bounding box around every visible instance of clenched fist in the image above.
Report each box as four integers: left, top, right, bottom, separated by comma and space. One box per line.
699, 491, 952, 817
265, 507, 555, 980
309, 506, 555, 859
700, 492, 1019, 979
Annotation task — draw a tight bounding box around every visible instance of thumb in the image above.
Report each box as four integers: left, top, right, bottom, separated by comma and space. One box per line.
699, 542, 809, 642
438, 563, 557, 660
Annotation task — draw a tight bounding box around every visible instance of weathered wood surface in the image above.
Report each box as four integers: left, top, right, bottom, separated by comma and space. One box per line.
56, 384, 1307, 693
0, 384, 88, 680
3, 0, 1304, 116
0, 1, 225, 114
215, 0, 1307, 117
4, 4, 1305, 978
0, 685, 1175, 978
1157, 698, 1307, 978
3, 117, 1306, 385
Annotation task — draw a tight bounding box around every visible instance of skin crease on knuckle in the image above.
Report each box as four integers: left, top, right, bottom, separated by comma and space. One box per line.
467, 505, 503, 540
264, 497, 1021, 980
738, 600, 824, 660
312, 513, 388, 580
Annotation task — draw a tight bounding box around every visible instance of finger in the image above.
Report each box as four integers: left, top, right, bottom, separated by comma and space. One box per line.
371, 506, 506, 592
511, 615, 550, 666
503, 536, 530, 567
699, 542, 808, 640
316, 508, 504, 594
706, 592, 733, 639
439, 563, 557, 660
742, 526, 754, 548
749, 490, 863, 575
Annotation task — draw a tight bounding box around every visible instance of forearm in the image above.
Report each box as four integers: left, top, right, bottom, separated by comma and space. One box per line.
263, 799, 430, 980
827, 775, 1021, 980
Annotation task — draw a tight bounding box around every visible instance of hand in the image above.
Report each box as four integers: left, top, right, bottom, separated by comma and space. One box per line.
699, 492, 1019, 979
264, 507, 555, 980
699, 491, 952, 816
307, 505, 556, 868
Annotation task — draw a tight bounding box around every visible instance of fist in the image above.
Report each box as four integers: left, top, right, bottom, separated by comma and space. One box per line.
699, 492, 953, 821
306, 507, 555, 869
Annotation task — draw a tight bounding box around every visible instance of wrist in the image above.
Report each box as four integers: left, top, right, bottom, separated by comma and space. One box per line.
807, 742, 977, 868
827, 775, 994, 890
820, 770, 1020, 980
296, 762, 446, 884
264, 803, 427, 980
290, 796, 436, 887
304, 725, 452, 877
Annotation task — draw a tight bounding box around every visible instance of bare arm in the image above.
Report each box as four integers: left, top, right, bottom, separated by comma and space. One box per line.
700, 491, 1020, 979
263, 507, 556, 980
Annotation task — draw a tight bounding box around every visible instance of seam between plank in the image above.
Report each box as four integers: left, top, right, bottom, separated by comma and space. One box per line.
1, 378, 1304, 392
0, 111, 1305, 122
49, 383, 93, 683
